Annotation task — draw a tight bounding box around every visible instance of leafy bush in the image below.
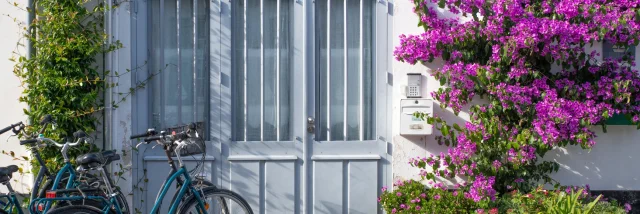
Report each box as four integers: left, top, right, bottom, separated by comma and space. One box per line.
494, 186, 629, 214
380, 180, 630, 214
379, 180, 488, 213
12, 0, 118, 173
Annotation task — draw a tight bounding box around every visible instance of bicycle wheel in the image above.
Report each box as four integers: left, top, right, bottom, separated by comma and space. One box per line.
115, 189, 130, 213
155, 179, 214, 214
178, 187, 254, 214
46, 205, 103, 214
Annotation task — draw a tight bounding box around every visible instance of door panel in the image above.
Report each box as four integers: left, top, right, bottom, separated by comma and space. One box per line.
312, 161, 343, 214
220, 0, 389, 213
230, 161, 261, 212
311, 160, 378, 214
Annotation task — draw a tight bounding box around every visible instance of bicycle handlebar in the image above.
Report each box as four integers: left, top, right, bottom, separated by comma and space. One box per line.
19, 139, 37, 145
144, 136, 163, 142
73, 130, 88, 138
0, 122, 22, 135
130, 128, 157, 140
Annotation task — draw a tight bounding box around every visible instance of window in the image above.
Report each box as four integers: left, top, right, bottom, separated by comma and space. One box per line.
315, 0, 375, 141
603, 40, 637, 125
149, 0, 210, 131
231, 0, 293, 142
230, 0, 376, 142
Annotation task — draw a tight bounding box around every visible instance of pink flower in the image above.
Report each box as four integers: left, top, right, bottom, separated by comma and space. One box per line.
434, 194, 441, 200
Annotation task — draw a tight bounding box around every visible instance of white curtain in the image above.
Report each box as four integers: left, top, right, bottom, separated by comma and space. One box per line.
150, 0, 209, 130
316, 0, 375, 141
232, 0, 293, 141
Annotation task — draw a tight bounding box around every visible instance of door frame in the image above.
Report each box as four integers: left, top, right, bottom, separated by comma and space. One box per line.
130, 0, 394, 212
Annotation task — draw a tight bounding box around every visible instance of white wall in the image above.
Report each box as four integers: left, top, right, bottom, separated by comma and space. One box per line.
390, 0, 640, 191
0, 0, 32, 194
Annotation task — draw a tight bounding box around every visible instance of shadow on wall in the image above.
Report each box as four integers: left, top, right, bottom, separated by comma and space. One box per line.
545, 125, 640, 190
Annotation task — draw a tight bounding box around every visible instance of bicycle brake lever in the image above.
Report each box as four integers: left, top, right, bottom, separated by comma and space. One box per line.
135, 141, 145, 150
5, 134, 16, 142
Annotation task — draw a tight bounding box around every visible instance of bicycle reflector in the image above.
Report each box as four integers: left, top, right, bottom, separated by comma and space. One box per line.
37, 203, 45, 212
46, 191, 56, 198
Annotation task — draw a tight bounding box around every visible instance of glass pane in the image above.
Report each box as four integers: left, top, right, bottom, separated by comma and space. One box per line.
246, 0, 261, 141
264, 0, 277, 141
315, 0, 328, 141
363, 0, 374, 140
231, 0, 245, 141
195, 0, 209, 127
329, 0, 345, 141
180, 0, 195, 124
279, 0, 292, 140
149, 0, 208, 134
164, 0, 179, 127
346, 0, 360, 140
151, 0, 162, 128
316, 0, 374, 141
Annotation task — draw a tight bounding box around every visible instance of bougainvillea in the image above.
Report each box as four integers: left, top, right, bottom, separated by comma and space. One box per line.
396, 0, 640, 202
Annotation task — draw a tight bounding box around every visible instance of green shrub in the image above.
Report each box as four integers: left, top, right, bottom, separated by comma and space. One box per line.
12, 0, 118, 174
379, 180, 630, 214
379, 180, 489, 214
494, 186, 629, 214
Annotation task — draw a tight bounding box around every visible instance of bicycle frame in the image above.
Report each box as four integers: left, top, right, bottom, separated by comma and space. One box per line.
32, 194, 122, 214
0, 183, 24, 214
150, 166, 207, 214
28, 159, 77, 213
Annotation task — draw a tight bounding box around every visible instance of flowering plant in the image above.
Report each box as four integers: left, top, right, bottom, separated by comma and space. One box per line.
398, 0, 640, 199
379, 179, 489, 213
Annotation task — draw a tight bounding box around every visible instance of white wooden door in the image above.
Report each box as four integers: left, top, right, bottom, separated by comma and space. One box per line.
214, 0, 392, 213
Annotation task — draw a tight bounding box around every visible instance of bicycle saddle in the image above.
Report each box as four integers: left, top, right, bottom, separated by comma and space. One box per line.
0, 165, 18, 183
75, 150, 121, 169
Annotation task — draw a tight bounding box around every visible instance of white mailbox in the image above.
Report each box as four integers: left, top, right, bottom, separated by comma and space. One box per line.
400, 99, 433, 135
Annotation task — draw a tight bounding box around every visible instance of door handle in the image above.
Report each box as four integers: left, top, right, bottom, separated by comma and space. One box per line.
307, 117, 315, 134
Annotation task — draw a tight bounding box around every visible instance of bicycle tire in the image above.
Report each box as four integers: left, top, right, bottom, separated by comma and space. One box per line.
154, 179, 214, 214
115, 188, 130, 214
48, 189, 128, 214
45, 204, 104, 214
178, 187, 254, 214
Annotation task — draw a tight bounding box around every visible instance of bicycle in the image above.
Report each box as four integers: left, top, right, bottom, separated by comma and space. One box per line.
0, 121, 28, 214
47, 124, 254, 214
0, 115, 127, 214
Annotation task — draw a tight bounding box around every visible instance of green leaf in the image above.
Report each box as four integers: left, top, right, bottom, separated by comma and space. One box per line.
453, 123, 462, 132
438, 0, 446, 8
442, 125, 450, 136
439, 78, 447, 86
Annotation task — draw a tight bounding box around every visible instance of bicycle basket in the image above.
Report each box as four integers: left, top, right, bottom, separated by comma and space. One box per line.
165, 122, 206, 156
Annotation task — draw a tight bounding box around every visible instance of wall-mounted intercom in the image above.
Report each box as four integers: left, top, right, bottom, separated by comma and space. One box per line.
400, 99, 433, 135
406, 73, 422, 98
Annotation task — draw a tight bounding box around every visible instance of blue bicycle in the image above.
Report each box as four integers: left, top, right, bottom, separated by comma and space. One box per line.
0, 116, 127, 214
46, 125, 253, 214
